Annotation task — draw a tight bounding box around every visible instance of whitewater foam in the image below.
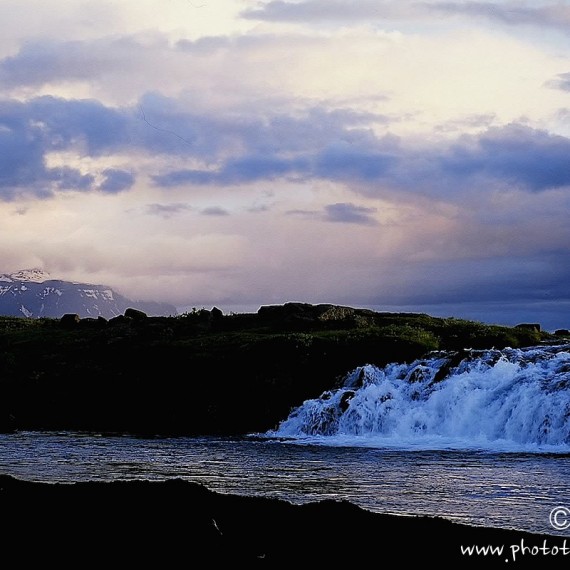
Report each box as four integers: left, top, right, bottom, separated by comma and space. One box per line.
267, 344, 570, 453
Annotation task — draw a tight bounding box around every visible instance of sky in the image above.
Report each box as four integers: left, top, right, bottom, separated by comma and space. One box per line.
1, 0, 570, 330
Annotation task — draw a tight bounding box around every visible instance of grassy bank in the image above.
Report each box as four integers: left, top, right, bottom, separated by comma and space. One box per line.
0, 303, 553, 435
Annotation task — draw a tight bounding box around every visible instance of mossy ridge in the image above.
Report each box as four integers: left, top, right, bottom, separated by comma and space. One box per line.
0, 303, 555, 436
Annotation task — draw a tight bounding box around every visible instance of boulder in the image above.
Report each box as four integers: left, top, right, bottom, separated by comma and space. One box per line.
60, 313, 80, 327
124, 308, 147, 320
515, 323, 541, 332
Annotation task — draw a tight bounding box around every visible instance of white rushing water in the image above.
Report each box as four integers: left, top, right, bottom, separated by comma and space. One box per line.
269, 343, 570, 452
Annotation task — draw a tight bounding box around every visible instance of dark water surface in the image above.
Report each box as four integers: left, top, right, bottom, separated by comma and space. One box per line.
1, 431, 569, 537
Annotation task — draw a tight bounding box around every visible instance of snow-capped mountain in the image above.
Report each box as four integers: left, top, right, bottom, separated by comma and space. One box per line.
0, 269, 177, 319
0, 268, 51, 283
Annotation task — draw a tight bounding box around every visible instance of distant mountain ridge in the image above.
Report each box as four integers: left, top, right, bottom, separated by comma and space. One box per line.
0, 269, 177, 319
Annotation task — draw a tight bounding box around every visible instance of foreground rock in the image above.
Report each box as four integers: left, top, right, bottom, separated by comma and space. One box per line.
0, 475, 566, 567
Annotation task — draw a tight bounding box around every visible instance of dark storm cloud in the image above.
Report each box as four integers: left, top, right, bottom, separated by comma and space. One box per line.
314, 143, 396, 182
146, 100, 391, 186
17, 96, 129, 156
0, 96, 128, 199
29, 96, 130, 154
152, 122, 570, 194
323, 203, 378, 225
135, 94, 385, 162
99, 169, 135, 193
150, 148, 389, 187
0, 106, 50, 193
221, 154, 309, 182
3, 90, 570, 201
0, 98, 103, 198
49, 167, 96, 190
368, 251, 570, 307
439, 124, 570, 192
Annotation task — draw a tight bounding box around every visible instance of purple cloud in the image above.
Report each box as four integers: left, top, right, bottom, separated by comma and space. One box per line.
145, 203, 193, 218
0, 96, 129, 199
242, 1, 570, 34
99, 169, 135, 193
201, 207, 230, 216
49, 167, 96, 191
324, 203, 378, 225
439, 124, 570, 192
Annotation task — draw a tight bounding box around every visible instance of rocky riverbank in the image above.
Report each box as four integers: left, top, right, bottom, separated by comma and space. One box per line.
0, 475, 566, 567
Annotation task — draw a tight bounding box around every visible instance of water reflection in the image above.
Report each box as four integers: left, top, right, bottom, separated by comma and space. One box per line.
0, 431, 569, 537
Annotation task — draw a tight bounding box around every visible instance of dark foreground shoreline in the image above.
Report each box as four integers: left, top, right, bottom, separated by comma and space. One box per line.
1, 475, 567, 567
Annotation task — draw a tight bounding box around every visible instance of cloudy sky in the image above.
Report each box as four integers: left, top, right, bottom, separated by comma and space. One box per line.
1, 0, 570, 329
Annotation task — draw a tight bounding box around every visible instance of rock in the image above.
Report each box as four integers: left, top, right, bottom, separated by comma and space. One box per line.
109, 314, 127, 325
339, 390, 355, 412
0, 475, 565, 566
211, 306, 223, 320
555, 329, 570, 336
124, 307, 147, 320
60, 313, 80, 327
515, 323, 541, 332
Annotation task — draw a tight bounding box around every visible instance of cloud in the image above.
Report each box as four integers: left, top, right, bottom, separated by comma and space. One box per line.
49, 167, 96, 191
285, 204, 378, 225
0, 98, 104, 198
0, 109, 52, 197
438, 124, 570, 192
242, 1, 570, 34
323, 203, 378, 225
241, 0, 425, 22
152, 119, 570, 196
0, 96, 130, 199
99, 169, 135, 193
145, 203, 193, 218
201, 207, 230, 216
0, 39, 115, 89
377, 251, 570, 307
547, 72, 570, 92
431, 2, 570, 33
152, 155, 309, 186
314, 141, 396, 182
286, 208, 318, 218
32, 96, 129, 154
4, 89, 570, 203
0, 0, 568, 334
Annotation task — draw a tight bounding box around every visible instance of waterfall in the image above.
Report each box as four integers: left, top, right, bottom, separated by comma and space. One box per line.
268, 343, 570, 452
